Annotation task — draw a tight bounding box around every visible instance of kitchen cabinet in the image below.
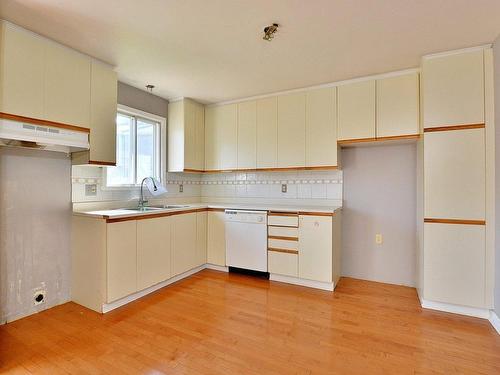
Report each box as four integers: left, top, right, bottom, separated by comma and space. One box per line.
337, 80, 376, 141
298, 215, 332, 282
44, 40, 91, 128
137, 217, 171, 290
204, 104, 237, 170
305, 88, 338, 167
0, 21, 45, 119
237, 100, 257, 169
73, 60, 117, 165
207, 210, 226, 266
424, 129, 485, 220
196, 211, 208, 265
376, 73, 419, 137
268, 251, 298, 277
422, 49, 484, 128
168, 98, 205, 172
424, 223, 485, 307
171, 212, 198, 276
256, 97, 278, 168
277, 93, 306, 167
106, 221, 137, 303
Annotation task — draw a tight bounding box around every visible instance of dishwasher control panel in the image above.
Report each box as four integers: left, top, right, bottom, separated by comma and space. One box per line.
225, 210, 267, 224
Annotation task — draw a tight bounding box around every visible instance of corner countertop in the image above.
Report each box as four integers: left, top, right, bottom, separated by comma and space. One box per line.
73, 202, 342, 220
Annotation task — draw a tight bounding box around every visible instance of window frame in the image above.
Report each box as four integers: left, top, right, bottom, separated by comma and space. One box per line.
104, 104, 166, 189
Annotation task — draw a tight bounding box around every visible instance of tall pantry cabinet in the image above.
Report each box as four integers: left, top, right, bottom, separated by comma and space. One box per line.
420, 48, 494, 311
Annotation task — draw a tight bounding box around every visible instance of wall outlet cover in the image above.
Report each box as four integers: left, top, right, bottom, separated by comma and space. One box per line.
281, 184, 287, 193
179, 184, 184, 193
85, 184, 97, 196
375, 234, 383, 245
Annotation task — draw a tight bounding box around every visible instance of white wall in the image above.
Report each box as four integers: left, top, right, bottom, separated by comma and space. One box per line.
493, 35, 500, 316
341, 143, 417, 287
0, 148, 72, 323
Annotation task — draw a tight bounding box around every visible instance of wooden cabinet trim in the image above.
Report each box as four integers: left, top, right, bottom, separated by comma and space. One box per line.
268, 248, 299, 255
424, 218, 486, 225
89, 160, 116, 166
207, 207, 225, 212
423, 123, 485, 133
299, 211, 335, 216
106, 208, 208, 223
0, 112, 91, 133
268, 212, 299, 216
268, 235, 299, 241
202, 165, 338, 173
337, 134, 420, 146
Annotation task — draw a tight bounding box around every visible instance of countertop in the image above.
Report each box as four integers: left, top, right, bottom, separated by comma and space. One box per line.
73, 202, 342, 220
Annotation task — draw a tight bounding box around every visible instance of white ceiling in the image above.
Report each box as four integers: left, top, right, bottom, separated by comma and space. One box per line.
1, 0, 500, 104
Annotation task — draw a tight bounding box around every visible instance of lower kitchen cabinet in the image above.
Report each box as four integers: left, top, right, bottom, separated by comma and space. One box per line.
107, 221, 137, 303
137, 217, 171, 290
268, 251, 298, 277
207, 210, 226, 266
196, 211, 208, 265
423, 223, 486, 308
171, 213, 198, 276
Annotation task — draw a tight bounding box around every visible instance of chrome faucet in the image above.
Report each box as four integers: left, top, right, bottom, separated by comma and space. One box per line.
139, 177, 158, 209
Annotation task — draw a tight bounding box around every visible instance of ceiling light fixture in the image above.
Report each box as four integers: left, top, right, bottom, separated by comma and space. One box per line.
146, 84, 155, 93
263, 23, 279, 41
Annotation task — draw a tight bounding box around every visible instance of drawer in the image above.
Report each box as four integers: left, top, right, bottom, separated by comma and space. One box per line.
268, 238, 298, 251
268, 251, 298, 277
268, 213, 299, 227
268, 226, 299, 239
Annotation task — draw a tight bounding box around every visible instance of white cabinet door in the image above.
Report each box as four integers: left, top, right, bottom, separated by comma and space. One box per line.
89, 60, 117, 164
298, 216, 332, 282
219, 104, 238, 170
422, 50, 484, 128
277, 93, 306, 168
424, 223, 485, 307
194, 103, 205, 171
424, 129, 485, 220
376, 73, 419, 137
196, 211, 208, 266
137, 217, 171, 290
204, 106, 219, 170
167, 100, 185, 172
305, 88, 337, 167
0, 22, 45, 119
256, 97, 278, 168
44, 41, 91, 127
107, 221, 137, 302
337, 80, 376, 141
268, 251, 298, 277
183, 99, 197, 170
207, 211, 226, 266
171, 213, 197, 276
237, 100, 257, 169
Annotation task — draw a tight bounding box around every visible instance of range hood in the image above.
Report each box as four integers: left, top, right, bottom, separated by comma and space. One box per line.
0, 118, 90, 153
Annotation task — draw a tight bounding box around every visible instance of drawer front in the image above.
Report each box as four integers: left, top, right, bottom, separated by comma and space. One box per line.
268, 226, 298, 238
268, 238, 298, 251
268, 251, 298, 277
268, 214, 298, 227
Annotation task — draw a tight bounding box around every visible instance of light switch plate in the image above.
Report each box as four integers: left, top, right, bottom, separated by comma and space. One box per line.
375, 234, 383, 245
85, 184, 97, 196
179, 184, 183, 193
281, 184, 287, 193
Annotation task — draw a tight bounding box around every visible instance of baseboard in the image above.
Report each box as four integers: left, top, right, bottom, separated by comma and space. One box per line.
205, 263, 229, 272
102, 265, 206, 313
489, 310, 500, 334
1, 298, 70, 324
269, 274, 334, 291
420, 298, 490, 319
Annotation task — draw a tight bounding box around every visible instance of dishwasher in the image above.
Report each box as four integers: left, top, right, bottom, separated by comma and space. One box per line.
225, 210, 268, 273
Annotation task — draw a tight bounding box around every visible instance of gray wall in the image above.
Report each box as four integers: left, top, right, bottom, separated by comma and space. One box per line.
0, 148, 72, 323
341, 144, 417, 287
494, 35, 500, 316
117, 82, 168, 118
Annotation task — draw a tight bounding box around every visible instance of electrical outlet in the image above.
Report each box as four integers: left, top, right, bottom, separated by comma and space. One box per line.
179, 184, 183, 193
33, 288, 46, 306
281, 184, 287, 193
375, 234, 383, 245
85, 184, 97, 196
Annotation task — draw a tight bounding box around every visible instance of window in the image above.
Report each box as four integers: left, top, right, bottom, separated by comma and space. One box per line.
106, 105, 165, 186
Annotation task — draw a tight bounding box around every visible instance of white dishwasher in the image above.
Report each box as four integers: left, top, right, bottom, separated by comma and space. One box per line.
225, 210, 268, 272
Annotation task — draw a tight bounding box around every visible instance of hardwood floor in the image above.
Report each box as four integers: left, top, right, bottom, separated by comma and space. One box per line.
1, 270, 499, 374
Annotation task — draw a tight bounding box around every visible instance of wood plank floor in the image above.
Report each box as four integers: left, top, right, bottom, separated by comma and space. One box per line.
1, 270, 499, 375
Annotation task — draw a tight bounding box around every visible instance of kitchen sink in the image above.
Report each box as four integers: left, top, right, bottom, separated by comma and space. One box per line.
122, 205, 190, 212
150, 204, 190, 209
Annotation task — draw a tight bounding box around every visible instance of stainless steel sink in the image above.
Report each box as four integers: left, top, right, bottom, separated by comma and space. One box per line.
150, 204, 190, 209
122, 204, 190, 212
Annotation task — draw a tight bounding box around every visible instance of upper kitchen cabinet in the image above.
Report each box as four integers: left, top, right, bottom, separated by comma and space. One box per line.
237, 100, 257, 169
337, 80, 376, 141
0, 21, 44, 119
277, 93, 306, 168
72, 60, 117, 166
44, 41, 91, 128
168, 98, 205, 172
305, 88, 338, 167
205, 104, 237, 171
422, 50, 484, 128
256, 97, 278, 169
376, 73, 420, 137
